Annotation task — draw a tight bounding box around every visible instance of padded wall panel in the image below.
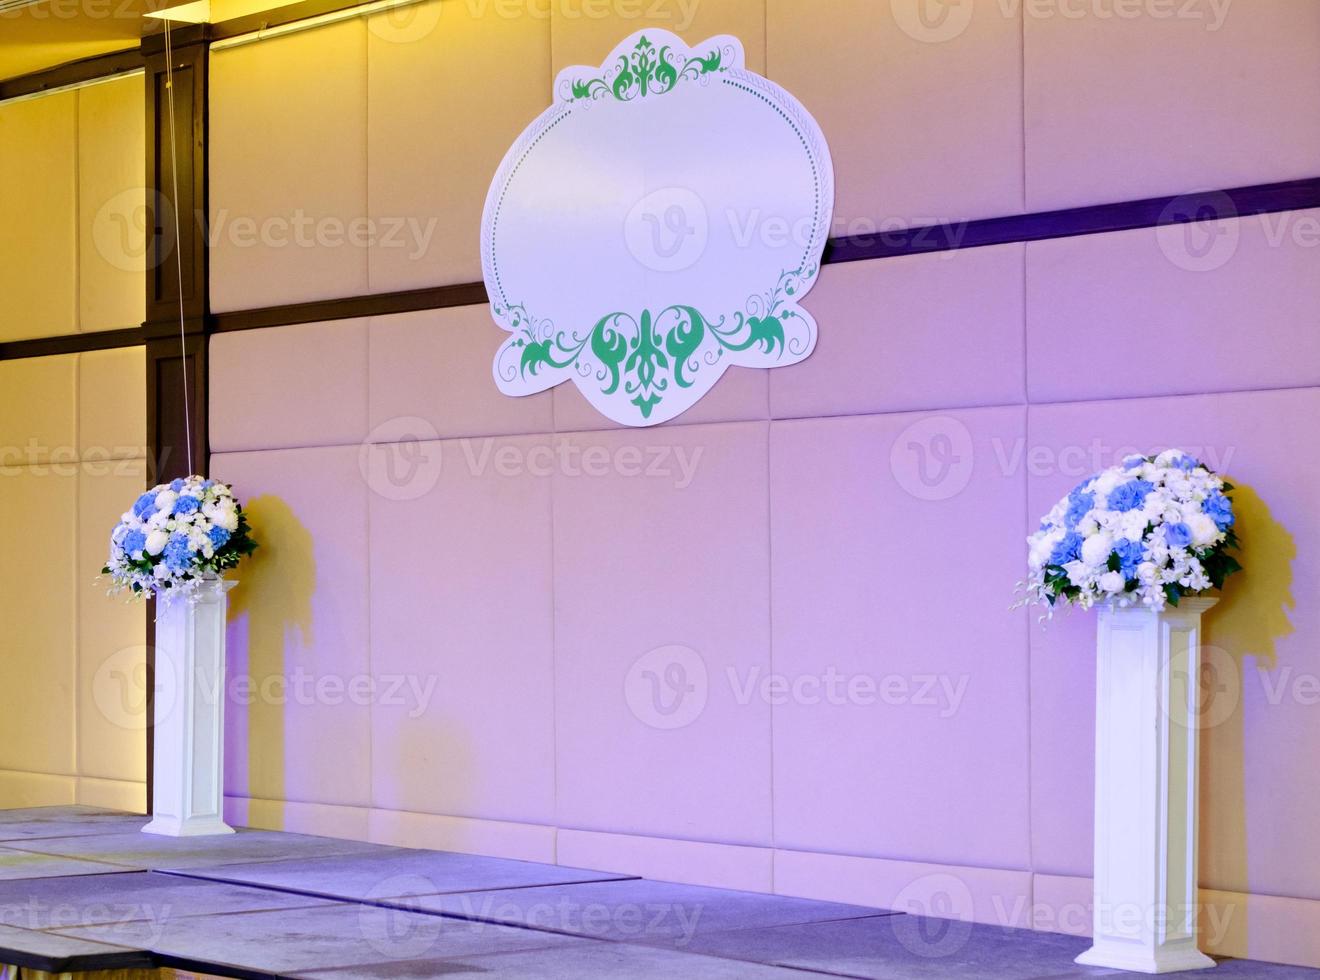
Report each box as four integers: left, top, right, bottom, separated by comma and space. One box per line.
1025, 0, 1320, 210
365, 0, 551, 291
770, 245, 1025, 420
550, 0, 767, 74
77, 74, 147, 334
553, 422, 772, 845
770, 408, 1031, 869
78, 347, 146, 462
768, 0, 1024, 226
212, 445, 373, 808
367, 307, 552, 440
0, 90, 77, 341
367, 434, 556, 824
209, 22, 370, 311
0, 355, 76, 468
1027, 211, 1320, 403
210, 319, 369, 452
0, 467, 76, 777
76, 460, 148, 784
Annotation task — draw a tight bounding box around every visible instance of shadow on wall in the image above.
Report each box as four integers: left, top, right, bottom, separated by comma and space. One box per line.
226, 495, 316, 825
1200, 482, 1296, 953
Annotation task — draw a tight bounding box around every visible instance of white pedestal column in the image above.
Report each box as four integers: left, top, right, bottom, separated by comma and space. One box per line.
1075, 597, 1217, 974
142, 578, 236, 837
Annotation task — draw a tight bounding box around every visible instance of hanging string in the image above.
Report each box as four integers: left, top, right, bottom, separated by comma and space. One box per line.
162, 19, 194, 473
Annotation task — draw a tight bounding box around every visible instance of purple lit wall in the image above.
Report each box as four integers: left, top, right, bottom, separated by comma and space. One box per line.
205, 1, 1320, 968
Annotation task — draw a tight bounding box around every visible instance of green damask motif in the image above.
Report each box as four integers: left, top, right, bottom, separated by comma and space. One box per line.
496, 266, 813, 420
570, 34, 727, 103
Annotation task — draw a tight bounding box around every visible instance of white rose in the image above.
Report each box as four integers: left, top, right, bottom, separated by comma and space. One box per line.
145, 529, 169, 556
1099, 571, 1126, 593
154, 490, 177, 513
1093, 471, 1122, 496
1081, 532, 1114, 567
1187, 513, 1219, 548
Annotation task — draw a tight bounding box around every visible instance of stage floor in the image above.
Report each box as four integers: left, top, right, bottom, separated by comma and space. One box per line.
0, 807, 1313, 979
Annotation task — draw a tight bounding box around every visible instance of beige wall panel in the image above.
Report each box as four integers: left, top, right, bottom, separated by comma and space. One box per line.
78, 347, 147, 462
0, 91, 77, 341
1025, 0, 1320, 210
0, 467, 76, 777
551, 0, 767, 74
767, 0, 1023, 227
78, 74, 147, 334
77, 460, 148, 785
0, 771, 76, 808
209, 22, 370, 312
76, 775, 146, 813
366, 0, 551, 291
0, 355, 77, 470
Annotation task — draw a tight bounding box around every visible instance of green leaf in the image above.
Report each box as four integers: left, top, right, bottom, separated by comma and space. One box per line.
1164, 584, 1182, 607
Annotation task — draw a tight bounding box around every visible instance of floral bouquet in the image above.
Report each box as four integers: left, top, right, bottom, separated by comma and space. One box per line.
1020, 449, 1241, 612
103, 476, 256, 601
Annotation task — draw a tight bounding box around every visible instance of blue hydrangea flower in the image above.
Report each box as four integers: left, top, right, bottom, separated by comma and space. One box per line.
122, 529, 147, 556
1049, 531, 1084, 566
1170, 453, 1200, 472
163, 533, 195, 573
208, 526, 231, 549
173, 495, 200, 516
1204, 492, 1234, 530
1065, 490, 1094, 529
1122, 454, 1147, 470
169, 478, 185, 492
132, 492, 158, 519
1113, 538, 1144, 576
1165, 522, 1193, 549
1108, 479, 1154, 513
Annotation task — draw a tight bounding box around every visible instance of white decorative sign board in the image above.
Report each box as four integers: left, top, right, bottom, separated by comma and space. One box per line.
481, 30, 834, 427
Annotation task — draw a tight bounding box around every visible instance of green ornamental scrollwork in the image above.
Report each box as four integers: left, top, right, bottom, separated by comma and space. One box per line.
495, 265, 814, 420
570, 34, 727, 103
